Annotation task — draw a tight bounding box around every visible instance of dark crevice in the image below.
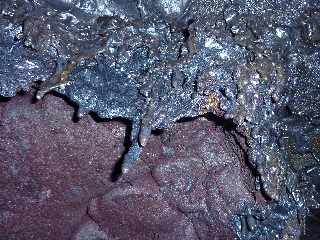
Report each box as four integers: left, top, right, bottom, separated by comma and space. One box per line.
89, 111, 131, 126
86, 112, 133, 182
177, 112, 260, 188
111, 121, 132, 182
0, 89, 27, 103
230, 130, 259, 176
151, 129, 164, 136
258, 183, 273, 202
16, 89, 28, 96
43, 91, 80, 122
181, 19, 194, 42
219, 88, 228, 99
182, 27, 191, 41
0, 95, 11, 102
177, 113, 237, 131
32, 91, 133, 182
85, 115, 133, 182
204, 113, 237, 131
35, 91, 258, 190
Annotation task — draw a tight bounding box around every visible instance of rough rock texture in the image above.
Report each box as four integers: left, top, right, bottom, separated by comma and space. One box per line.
86, 116, 256, 240
1, 0, 320, 239
0, 93, 256, 240
0, 93, 126, 240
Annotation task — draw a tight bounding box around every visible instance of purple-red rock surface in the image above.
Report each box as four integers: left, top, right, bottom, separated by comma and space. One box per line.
0, 93, 260, 240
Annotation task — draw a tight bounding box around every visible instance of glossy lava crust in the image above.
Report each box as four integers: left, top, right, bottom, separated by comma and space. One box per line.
0, 0, 320, 239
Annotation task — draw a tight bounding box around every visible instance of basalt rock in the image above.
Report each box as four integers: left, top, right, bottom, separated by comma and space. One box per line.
1, 0, 320, 239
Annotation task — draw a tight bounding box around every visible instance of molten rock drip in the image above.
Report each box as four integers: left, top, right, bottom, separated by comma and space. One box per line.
1, 0, 320, 239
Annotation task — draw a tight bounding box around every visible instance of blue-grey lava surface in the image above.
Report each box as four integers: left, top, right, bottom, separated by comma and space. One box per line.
1, 1, 320, 239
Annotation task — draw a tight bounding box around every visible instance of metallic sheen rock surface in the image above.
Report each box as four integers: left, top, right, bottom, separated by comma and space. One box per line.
1, 0, 320, 239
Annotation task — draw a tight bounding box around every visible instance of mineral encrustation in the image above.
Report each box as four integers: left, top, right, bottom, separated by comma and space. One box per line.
0, 0, 320, 239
